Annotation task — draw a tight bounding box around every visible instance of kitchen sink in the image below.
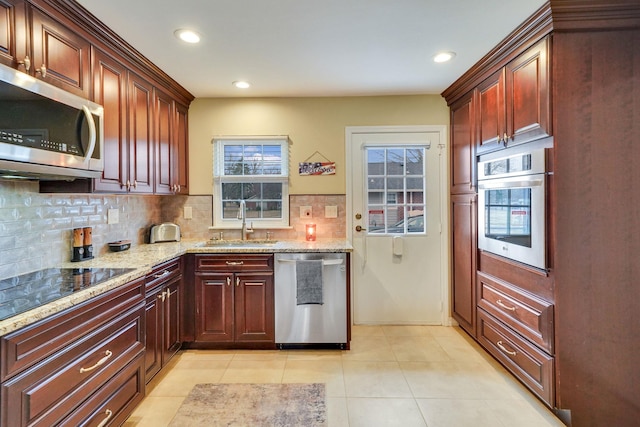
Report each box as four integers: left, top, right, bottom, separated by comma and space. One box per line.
204, 239, 278, 246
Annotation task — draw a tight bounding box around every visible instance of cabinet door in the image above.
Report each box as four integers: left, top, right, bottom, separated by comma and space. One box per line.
174, 101, 189, 194
144, 287, 163, 384
451, 193, 477, 336
92, 48, 128, 193
234, 273, 274, 343
450, 91, 476, 194
163, 276, 182, 360
128, 72, 154, 193
477, 69, 506, 154
154, 88, 174, 194
30, 8, 90, 98
194, 273, 234, 342
505, 37, 550, 146
0, 0, 27, 69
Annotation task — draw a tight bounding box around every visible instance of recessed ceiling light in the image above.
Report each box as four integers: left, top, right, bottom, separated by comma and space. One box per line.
232, 81, 251, 89
433, 51, 456, 63
174, 29, 201, 44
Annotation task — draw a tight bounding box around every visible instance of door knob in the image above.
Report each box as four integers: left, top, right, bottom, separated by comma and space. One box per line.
355, 225, 366, 232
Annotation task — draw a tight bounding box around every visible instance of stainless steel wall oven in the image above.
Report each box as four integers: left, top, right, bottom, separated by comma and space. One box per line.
477, 148, 548, 270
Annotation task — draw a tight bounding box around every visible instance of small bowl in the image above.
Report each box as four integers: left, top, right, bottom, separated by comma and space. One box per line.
108, 240, 131, 252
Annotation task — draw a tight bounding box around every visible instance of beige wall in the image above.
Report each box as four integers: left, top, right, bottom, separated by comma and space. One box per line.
188, 95, 448, 195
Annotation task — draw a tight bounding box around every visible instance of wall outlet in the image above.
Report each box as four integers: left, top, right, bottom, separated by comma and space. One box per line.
325, 205, 338, 218
184, 206, 193, 219
107, 208, 119, 224
300, 206, 312, 218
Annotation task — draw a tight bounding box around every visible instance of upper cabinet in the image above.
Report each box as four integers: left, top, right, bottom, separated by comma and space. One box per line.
0, 0, 28, 69
477, 37, 551, 154
28, 0, 193, 194
1, 1, 91, 97
450, 91, 476, 194
30, 7, 91, 98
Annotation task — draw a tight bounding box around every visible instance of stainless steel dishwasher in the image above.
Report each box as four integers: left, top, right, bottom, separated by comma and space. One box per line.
274, 252, 347, 349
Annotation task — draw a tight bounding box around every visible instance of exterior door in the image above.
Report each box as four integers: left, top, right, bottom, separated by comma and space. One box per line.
347, 126, 447, 325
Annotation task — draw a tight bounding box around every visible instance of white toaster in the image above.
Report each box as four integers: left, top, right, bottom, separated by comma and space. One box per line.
149, 223, 181, 243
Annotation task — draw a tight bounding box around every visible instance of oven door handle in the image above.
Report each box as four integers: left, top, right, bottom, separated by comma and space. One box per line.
478, 177, 544, 190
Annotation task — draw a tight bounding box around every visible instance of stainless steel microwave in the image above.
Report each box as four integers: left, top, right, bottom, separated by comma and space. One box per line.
477, 148, 548, 270
0, 62, 104, 180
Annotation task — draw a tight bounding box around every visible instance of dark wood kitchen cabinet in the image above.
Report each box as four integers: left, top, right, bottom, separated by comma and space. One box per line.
450, 90, 476, 194
0, 0, 28, 69
0, 278, 146, 427
451, 193, 477, 336
144, 258, 183, 384
0, 0, 90, 97
154, 89, 189, 195
192, 254, 275, 347
30, 0, 193, 195
476, 37, 551, 154
445, 2, 640, 425
30, 6, 91, 98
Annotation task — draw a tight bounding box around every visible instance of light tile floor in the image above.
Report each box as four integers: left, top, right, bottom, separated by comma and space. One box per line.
124, 325, 565, 426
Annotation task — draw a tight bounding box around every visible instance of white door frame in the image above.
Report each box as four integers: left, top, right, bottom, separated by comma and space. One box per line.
345, 125, 452, 326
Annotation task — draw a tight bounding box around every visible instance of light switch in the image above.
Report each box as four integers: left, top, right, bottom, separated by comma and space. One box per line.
325, 206, 338, 218
184, 206, 193, 219
107, 208, 119, 224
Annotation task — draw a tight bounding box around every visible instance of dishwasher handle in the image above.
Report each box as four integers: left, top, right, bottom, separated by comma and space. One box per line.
276, 258, 343, 266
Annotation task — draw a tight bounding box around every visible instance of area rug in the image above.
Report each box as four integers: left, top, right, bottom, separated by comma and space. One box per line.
168, 383, 326, 426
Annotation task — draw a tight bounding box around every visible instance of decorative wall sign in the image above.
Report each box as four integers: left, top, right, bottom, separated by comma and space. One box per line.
299, 151, 336, 175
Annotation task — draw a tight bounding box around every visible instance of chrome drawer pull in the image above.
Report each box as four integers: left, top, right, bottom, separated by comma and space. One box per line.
496, 340, 517, 356
153, 270, 170, 279
496, 299, 516, 312
80, 350, 113, 373
226, 261, 244, 266
96, 409, 113, 427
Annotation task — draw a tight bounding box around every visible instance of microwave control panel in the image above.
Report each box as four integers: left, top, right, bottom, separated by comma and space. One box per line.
0, 129, 80, 155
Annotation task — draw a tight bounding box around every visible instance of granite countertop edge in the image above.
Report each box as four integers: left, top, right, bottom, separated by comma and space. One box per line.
0, 239, 353, 337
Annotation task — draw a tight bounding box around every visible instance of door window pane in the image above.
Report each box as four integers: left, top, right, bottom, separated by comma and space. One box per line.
365, 146, 426, 234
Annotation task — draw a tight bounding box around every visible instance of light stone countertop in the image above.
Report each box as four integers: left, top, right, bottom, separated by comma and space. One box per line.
0, 239, 352, 337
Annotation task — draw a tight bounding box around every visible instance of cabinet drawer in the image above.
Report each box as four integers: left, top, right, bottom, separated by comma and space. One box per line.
1, 278, 144, 381
146, 257, 182, 291
477, 310, 554, 406
195, 254, 273, 272
59, 354, 145, 427
477, 272, 554, 353
1, 305, 144, 427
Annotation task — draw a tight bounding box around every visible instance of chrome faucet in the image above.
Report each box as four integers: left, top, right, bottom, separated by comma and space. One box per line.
237, 200, 253, 240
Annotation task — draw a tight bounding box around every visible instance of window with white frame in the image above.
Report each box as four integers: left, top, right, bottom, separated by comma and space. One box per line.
213, 137, 290, 228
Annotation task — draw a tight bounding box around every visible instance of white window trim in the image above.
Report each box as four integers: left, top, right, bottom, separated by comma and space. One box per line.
212, 136, 290, 229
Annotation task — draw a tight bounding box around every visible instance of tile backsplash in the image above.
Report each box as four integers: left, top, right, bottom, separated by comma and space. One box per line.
0, 180, 346, 280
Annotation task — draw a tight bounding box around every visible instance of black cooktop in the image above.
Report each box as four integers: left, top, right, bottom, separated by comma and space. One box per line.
0, 267, 136, 321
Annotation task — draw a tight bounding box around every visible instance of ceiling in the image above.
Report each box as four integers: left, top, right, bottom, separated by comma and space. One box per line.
75, 0, 546, 98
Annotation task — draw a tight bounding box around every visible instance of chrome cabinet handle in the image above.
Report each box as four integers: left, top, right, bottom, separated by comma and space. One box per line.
225, 261, 244, 266
153, 270, 170, 279
226, 277, 231, 286
80, 350, 113, 373
157, 291, 166, 301
96, 409, 113, 427
495, 299, 516, 312
496, 340, 517, 356
236, 277, 240, 287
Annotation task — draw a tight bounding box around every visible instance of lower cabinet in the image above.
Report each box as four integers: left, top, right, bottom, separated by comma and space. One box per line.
475, 267, 555, 407
451, 193, 477, 336
193, 254, 274, 346
0, 278, 146, 426
144, 257, 183, 384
